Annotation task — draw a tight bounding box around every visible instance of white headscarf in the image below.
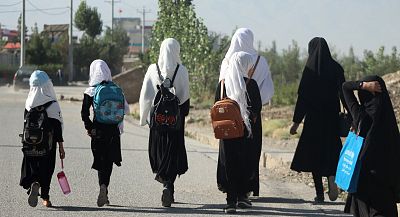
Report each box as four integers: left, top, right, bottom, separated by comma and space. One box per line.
139, 38, 190, 126
84, 59, 113, 97
219, 28, 274, 105
84, 59, 129, 133
25, 70, 63, 127
224, 52, 253, 137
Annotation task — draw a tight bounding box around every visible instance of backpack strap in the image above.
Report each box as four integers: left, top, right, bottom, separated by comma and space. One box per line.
246, 55, 261, 85
170, 64, 180, 87
220, 79, 226, 99
155, 63, 164, 82
155, 63, 180, 88
34, 101, 55, 111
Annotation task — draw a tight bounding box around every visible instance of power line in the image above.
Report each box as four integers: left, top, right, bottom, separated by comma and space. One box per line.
0, 1, 22, 7
0, 7, 69, 14
26, 0, 68, 15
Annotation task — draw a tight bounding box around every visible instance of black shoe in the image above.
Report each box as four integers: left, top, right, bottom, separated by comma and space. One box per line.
237, 198, 252, 209
314, 195, 325, 204
327, 176, 338, 201
161, 188, 173, 207
97, 184, 108, 207
28, 182, 40, 207
224, 203, 237, 214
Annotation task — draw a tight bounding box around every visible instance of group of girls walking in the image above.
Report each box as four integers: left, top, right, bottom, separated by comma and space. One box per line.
19, 27, 400, 217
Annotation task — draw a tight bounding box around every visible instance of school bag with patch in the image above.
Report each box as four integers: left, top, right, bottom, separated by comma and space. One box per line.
20, 101, 54, 157
93, 81, 125, 124
210, 56, 260, 139
149, 63, 181, 131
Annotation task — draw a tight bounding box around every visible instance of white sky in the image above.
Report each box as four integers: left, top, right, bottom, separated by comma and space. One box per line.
0, 0, 399, 57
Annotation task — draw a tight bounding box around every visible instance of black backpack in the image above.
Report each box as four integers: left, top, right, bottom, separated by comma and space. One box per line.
149, 63, 181, 131
20, 101, 54, 157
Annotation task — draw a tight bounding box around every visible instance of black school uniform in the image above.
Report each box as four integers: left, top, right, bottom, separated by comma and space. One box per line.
81, 93, 122, 186
216, 78, 262, 203
148, 99, 190, 189
20, 111, 63, 200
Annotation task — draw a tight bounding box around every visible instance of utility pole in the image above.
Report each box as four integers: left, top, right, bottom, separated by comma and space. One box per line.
137, 6, 151, 53
68, 0, 73, 82
111, 0, 114, 33
105, 0, 120, 40
20, 0, 26, 67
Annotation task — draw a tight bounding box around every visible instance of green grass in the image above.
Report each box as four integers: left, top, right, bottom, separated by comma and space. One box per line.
262, 119, 289, 137
262, 118, 302, 139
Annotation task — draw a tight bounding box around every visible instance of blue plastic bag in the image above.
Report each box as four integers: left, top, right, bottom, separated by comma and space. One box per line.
335, 131, 364, 193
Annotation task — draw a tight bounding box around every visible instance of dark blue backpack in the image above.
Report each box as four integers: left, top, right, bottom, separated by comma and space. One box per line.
149, 64, 181, 131
93, 81, 125, 124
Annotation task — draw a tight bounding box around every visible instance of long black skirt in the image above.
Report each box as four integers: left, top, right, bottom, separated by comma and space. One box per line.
217, 135, 252, 196
20, 143, 57, 199
148, 118, 188, 184
344, 171, 398, 217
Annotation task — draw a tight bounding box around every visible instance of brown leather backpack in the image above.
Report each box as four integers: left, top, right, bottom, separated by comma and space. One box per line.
210, 56, 260, 139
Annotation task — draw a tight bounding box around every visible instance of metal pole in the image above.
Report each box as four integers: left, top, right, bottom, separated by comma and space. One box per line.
68, 0, 73, 81
137, 7, 150, 54
20, 0, 25, 67
141, 6, 145, 54
111, 0, 114, 35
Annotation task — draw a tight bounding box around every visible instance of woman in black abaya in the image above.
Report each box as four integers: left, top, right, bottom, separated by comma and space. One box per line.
139, 38, 190, 208
216, 51, 262, 214
289, 37, 346, 202
342, 76, 400, 217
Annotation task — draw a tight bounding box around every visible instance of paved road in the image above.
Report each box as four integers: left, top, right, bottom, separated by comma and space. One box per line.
0, 86, 350, 217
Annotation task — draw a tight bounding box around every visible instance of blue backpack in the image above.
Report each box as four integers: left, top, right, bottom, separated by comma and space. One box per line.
93, 81, 125, 124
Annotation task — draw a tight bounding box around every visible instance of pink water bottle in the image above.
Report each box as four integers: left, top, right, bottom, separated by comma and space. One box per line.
57, 159, 71, 195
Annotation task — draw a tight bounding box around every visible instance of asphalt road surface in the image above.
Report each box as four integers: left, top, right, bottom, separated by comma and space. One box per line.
0, 86, 350, 217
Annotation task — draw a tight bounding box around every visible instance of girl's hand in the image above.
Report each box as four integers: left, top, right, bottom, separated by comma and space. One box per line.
362, 81, 382, 94
58, 142, 65, 159
290, 122, 300, 135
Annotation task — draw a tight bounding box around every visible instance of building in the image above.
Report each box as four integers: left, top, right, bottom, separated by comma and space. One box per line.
43, 24, 69, 43
0, 28, 18, 42
113, 17, 152, 54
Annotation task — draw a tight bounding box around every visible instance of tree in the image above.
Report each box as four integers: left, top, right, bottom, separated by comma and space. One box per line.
99, 26, 129, 74
15, 13, 28, 43
150, 0, 211, 98
74, 1, 102, 39
26, 28, 46, 65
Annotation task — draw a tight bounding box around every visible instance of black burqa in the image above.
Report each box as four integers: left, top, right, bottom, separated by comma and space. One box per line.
149, 99, 189, 184
343, 76, 400, 217
290, 37, 346, 176
216, 78, 262, 201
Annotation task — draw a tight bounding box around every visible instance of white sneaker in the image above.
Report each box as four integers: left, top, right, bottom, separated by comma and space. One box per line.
28, 182, 40, 207
97, 184, 108, 207
327, 176, 338, 201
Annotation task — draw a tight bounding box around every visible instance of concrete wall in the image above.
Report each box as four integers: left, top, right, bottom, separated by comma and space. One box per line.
113, 66, 145, 104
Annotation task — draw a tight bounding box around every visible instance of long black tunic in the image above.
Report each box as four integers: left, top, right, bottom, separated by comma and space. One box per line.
20, 111, 63, 198
290, 37, 346, 176
216, 78, 262, 195
343, 77, 400, 217
81, 94, 122, 171
149, 99, 190, 183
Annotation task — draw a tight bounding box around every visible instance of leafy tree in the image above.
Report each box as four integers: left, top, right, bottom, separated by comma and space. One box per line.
15, 13, 28, 43
150, 0, 211, 98
339, 47, 363, 80
74, 1, 102, 39
99, 26, 129, 74
26, 28, 46, 65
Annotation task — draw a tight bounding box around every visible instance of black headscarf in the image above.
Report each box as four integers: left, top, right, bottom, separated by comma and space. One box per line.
298, 37, 343, 103
356, 75, 400, 189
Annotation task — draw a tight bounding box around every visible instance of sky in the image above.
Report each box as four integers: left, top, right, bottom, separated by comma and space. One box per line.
0, 0, 399, 57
